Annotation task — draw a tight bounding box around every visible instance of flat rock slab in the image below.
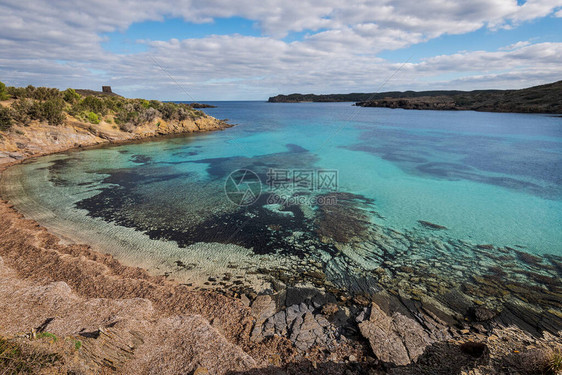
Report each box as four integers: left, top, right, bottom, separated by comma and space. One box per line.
359, 303, 434, 366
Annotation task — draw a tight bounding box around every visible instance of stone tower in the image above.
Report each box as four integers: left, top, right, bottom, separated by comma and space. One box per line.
102, 86, 112, 93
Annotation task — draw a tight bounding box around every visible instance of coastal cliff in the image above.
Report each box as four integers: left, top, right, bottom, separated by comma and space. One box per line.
0, 84, 231, 164
269, 80, 562, 114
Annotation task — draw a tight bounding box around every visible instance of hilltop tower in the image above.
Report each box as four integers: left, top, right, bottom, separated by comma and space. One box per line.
102, 86, 112, 93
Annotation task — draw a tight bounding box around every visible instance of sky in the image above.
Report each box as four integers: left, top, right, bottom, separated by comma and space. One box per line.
1, 0, 561, 100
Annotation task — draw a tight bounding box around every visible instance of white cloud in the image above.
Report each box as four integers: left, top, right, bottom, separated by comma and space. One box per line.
499, 41, 531, 50
0, 0, 561, 99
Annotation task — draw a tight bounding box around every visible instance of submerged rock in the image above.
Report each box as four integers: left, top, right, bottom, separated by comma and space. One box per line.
515, 250, 543, 266
418, 221, 448, 230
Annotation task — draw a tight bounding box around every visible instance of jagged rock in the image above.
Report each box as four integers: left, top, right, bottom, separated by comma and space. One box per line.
252, 302, 339, 351
251, 294, 276, 324
356, 308, 368, 323
291, 312, 323, 350
359, 303, 433, 366
285, 286, 336, 307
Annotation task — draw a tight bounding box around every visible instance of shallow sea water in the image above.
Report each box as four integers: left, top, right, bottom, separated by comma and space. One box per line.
1, 102, 561, 328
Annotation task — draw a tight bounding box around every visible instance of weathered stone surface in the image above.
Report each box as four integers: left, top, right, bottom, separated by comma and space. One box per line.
251, 294, 276, 323
359, 303, 434, 366
0, 256, 256, 375
251, 301, 340, 351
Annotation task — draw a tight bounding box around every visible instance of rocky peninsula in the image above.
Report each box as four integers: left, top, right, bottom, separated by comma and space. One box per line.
269, 80, 562, 114
0, 84, 561, 374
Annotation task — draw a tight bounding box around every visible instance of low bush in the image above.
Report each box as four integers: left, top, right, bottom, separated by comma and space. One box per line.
63, 88, 81, 104
5, 85, 62, 101
7, 86, 27, 99
547, 349, 562, 375
0, 81, 10, 100
0, 106, 13, 130
42, 98, 66, 125
11, 98, 34, 125
138, 107, 159, 124
31, 86, 62, 101
27, 97, 65, 125
80, 96, 106, 115
86, 111, 100, 124
4, 83, 210, 129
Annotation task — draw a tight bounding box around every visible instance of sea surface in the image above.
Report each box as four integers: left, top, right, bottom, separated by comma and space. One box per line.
1, 102, 561, 326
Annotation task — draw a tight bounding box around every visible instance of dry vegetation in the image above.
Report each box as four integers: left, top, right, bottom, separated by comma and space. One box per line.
0, 82, 207, 132
0, 335, 63, 374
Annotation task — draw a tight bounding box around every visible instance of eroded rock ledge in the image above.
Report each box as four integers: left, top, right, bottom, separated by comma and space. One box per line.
0, 114, 232, 165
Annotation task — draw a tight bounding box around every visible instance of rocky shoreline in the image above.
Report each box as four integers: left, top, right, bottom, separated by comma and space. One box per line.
269, 80, 562, 114
0, 112, 561, 373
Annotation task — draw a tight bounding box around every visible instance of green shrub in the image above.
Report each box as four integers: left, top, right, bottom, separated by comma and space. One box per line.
159, 102, 176, 120
31, 86, 61, 101
63, 88, 80, 104
80, 96, 106, 115
11, 98, 33, 125
100, 96, 123, 112
4, 85, 61, 101
7, 86, 26, 99
86, 111, 100, 124
0, 81, 9, 100
35, 332, 57, 341
29, 98, 65, 125
43, 98, 65, 125
149, 100, 161, 110
0, 106, 13, 131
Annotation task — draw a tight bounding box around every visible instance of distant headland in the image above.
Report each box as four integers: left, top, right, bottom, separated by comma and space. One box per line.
268, 80, 562, 114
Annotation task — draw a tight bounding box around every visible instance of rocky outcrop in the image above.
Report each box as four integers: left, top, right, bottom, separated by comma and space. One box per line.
0, 255, 256, 374
0, 111, 231, 165
251, 301, 340, 351
359, 303, 434, 366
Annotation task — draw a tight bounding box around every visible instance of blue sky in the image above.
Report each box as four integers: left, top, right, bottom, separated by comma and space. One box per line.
1, 0, 561, 100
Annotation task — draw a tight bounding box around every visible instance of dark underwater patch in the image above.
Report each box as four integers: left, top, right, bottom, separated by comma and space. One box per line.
130, 154, 152, 164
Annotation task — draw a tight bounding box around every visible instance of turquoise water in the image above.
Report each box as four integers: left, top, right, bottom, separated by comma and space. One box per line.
1, 102, 561, 327
209, 102, 562, 253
